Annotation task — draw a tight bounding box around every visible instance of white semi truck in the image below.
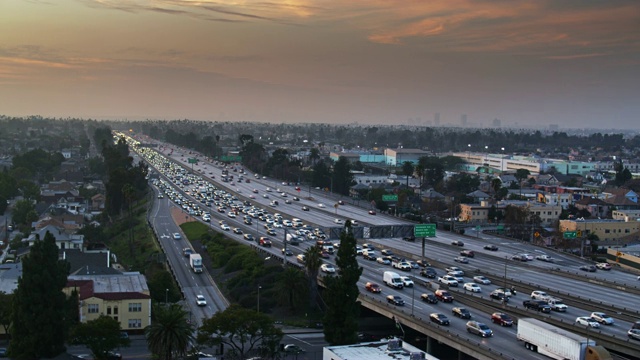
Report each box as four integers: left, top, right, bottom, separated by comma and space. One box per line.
517, 318, 612, 360
190, 253, 203, 274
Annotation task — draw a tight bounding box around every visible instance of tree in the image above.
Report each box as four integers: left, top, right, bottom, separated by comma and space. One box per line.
308, 148, 320, 166
11, 199, 38, 228
401, 161, 414, 189
197, 304, 283, 360
0, 292, 13, 336
323, 224, 363, 345
274, 267, 308, 312
145, 304, 195, 360
9, 231, 70, 359
303, 245, 322, 311
70, 315, 130, 360
491, 178, 503, 198
515, 168, 530, 195
332, 156, 354, 196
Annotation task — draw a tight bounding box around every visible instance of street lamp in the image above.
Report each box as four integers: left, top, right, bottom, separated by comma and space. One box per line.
410, 276, 416, 317
165, 288, 169, 305
257, 285, 262, 312
501, 147, 505, 173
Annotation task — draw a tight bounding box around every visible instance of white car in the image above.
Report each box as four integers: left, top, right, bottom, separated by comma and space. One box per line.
376, 257, 391, 265
227, 212, 237, 218
536, 254, 553, 262
438, 276, 459, 287
318, 203, 326, 208
334, 219, 344, 224
400, 276, 414, 288
531, 290, 550, 300
172, 233, 182, 240
196, 295, 207, 307
473, 276, 491, 285
445, 266, 464, 275
590, 312, 615, 325
463, 283, 482, 292
576, 316, 600, 328
220, 224, 231, 231
320, 264, 336, 273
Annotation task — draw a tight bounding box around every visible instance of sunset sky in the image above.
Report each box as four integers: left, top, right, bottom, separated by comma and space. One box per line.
1, 0, 639, 129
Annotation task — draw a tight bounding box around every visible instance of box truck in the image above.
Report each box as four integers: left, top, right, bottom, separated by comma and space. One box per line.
517, 318, 612, 360
190, 253, 203, 274
383, 271, 404, 289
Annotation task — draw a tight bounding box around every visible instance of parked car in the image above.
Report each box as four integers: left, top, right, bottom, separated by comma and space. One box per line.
575, 316, 600, 328
387, 295, 405, 306
365, 282, 381, 293
421, 293, 438, 304
491, 312, 513, 327
452, 307, 471, 319
430, 313, 450, 325
466, 321, 493, 337
591, 312, 615, 325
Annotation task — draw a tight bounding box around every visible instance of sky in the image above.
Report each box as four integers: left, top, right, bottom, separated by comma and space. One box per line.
1, 0, 639, 129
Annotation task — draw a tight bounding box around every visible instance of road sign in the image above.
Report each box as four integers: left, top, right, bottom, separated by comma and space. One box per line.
563, 231, 577, 239
382, 194, 398, 202
188, 158, 198, 164
534, 231, 540, 238
415, 224, 436, 237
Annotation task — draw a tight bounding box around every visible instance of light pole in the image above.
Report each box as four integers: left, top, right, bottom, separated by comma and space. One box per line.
503, 256, 508, 308
165, 288, 169, 305
257, 285, 262, 312
411, 276, 416, 316
501, 147, 505, 173
450, 197, 455, 233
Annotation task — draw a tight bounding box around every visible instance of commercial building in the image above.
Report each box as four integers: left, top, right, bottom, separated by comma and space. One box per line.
323, 338, 438, 360
66, 272, 152, 331
559, 219, 640, 242
384, 148, 430, 166
459, 200, 561, 226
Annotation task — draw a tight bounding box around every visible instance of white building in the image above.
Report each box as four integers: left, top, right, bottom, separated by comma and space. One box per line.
324, 338, 438, 360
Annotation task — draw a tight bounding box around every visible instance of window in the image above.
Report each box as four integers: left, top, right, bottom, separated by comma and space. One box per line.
107, 306, 112, 315
114, 306, 118, 315
128, 319, 142, 328
129, 303, 142, 312
88, 304, 99, 314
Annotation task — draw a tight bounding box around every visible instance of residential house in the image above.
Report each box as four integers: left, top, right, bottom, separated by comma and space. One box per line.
574, 197, 611, 218
536, 174, 559, 186
24, 226, 84, 250
602, 188, 640, 210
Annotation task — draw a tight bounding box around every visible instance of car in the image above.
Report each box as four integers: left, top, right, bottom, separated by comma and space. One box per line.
463, 283, 481, 292
0, 347, 6, 358
491, 313, 513, 327
283, 344, 306, 354
438, 276, 459, 287
494, 288, 513, 297
530, 290, 549, 300
196, 295, 207, 306
445, 266, 464, 275
293, 196, 300, 201
430, 313, 450, 325
243, 234, 255, 241
381, 249, 394, 256
511, 254, 526, 261
590, 312, 615, 325
376, 257, 391, 265
473, 276, 491, 285
420, 267, 437, 278
416, 260, 431, 267
400, 276, 414, 288
220, 224, 230, 231
575, 316, 600, 328
282, 248, 293, 256
536, 254, 554, 262
227, 211, 237, 218
435, 289, 454, 302
365, 282, 382, 293
490, 291, 509, 302
454, 256, 469, 264
302, 206, 309, 211
596, 262, 612, 270
259, 237, 272, 247
233, 228, 243, 234
338, 200, 345, 205
172, 233, 182, 240
483, 244, 498, 251
421, 293, 438, 304
460, 250, 475, 257
252, 188, 259, 193
387, 295, 405, 306
320, 263, 336, 273
319, 251, 330, 259
262, 194, 269, 199
628, 329, 640, 341
266, 228, 277, 236
296, 254, 306, 264
466, 321, 493, 337
452, 307, 471, 319
368, 210, 376, 215
318, 203, 326, 208
580, 265, 597, 272
284, 199, 292, 204
334, 218, 344, 224
523, 300, 551, 313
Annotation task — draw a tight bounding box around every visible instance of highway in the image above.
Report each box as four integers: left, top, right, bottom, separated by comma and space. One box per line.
126, 133, 640, 359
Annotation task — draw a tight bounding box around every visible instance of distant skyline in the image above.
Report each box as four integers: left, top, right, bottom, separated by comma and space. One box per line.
1, 1, 639, 129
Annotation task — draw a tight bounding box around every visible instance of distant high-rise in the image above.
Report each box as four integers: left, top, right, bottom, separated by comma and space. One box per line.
434, 112, 440, 126
461, 114, 468, 127
492, 118, 501, 127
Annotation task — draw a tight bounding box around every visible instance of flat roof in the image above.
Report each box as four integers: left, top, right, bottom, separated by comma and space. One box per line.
324, 338, 439, 360
68, 272, 149, 293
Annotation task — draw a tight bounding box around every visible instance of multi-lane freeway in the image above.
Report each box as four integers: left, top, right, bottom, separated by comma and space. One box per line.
126, 133, 640, 359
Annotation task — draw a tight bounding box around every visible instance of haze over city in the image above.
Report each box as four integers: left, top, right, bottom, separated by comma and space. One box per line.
1, 0, 639, 129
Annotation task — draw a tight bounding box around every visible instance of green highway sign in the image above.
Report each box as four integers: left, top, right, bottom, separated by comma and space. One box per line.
188, 158, 198, 164
415, 224, 436, 237
563, 231, 577, 239
382, 194, 398, 202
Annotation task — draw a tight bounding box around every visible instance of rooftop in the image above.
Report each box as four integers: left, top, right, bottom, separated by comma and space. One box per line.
324, 338, 438, 360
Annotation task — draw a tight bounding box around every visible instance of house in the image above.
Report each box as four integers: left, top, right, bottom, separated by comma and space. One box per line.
66, 272, 152, 331
466, 190, 490, 203
23, 226, 84, 250
574, 197, 611, 218
602, 188, 639, 210
498, 174, 518, 188
536, 174, 559, 185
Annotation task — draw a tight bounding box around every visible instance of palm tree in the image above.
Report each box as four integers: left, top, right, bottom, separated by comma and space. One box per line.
303, 245, 322, 310
145, 304, 195, 360
274, 267, 308, 311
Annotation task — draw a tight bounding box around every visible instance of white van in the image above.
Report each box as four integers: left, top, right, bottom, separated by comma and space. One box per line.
383, 271, 404, 289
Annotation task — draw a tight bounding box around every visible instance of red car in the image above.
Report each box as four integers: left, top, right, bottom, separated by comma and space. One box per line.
368, 210, 376, 215
365, 282, 381, 293
491, 312, 514, 326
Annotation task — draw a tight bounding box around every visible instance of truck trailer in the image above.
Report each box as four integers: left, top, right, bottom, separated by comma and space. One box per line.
517, 318, 612, 360
190, 253, 203, 274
